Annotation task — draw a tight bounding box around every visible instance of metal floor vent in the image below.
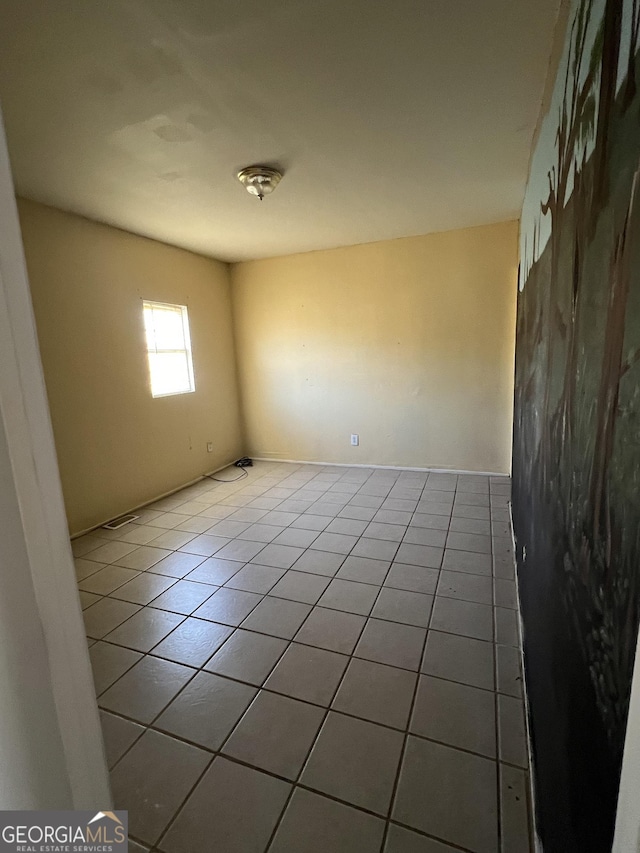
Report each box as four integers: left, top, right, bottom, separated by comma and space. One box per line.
102, 514, 140, 530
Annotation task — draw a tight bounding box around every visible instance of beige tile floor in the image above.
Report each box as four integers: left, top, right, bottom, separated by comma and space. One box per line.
74, 461, 532, 853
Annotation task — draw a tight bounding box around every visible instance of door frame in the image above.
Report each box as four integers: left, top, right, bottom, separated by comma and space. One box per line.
0, 107, 110, 809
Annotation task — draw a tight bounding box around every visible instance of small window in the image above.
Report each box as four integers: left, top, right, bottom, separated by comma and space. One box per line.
143, 300, 195, 397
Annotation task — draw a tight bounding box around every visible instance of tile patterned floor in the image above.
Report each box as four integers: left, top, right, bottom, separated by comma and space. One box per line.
74, 461, 532, 853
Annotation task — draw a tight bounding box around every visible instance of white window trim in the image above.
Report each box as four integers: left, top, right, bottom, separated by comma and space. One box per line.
143, 299, 195, 398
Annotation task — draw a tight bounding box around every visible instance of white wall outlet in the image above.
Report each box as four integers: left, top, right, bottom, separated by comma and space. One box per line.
350, 434, 359, 446
206, 442, 213, 452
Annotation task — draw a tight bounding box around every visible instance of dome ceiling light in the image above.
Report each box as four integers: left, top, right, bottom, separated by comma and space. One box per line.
237, 165, 283, 200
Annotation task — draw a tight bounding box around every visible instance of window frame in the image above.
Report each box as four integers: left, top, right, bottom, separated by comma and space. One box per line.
142, 299, 196, 398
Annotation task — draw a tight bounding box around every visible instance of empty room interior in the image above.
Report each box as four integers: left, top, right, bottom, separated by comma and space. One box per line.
1, 1, 640, 852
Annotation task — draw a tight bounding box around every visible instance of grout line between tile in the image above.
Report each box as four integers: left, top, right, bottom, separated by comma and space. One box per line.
83, 463, 520, 852
261, 572, 389, 852
379, 485, 453, 850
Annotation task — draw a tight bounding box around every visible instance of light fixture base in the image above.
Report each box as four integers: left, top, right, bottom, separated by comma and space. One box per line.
237, 165, 283, 200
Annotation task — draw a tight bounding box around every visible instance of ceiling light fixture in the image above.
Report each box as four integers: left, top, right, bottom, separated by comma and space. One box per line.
237, 165, 283, 200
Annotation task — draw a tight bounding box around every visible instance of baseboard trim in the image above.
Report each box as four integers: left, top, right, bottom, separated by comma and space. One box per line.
70, 457, 239, 539
252, 456, 508, 477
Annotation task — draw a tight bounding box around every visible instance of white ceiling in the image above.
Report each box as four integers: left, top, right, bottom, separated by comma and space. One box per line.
0, 0, 559, 262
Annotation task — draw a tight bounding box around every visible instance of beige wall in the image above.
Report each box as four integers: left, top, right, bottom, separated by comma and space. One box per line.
18, 199, 243, 534
18, 203, 517, 533
231, 220, 518, 474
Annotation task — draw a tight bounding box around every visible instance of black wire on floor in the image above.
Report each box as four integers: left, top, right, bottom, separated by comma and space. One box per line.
204, 457, 254, 483
205, 468, 249, 483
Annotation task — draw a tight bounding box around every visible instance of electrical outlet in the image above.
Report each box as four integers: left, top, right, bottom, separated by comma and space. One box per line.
206, 442, 213, 452
350, 434, 359, 446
